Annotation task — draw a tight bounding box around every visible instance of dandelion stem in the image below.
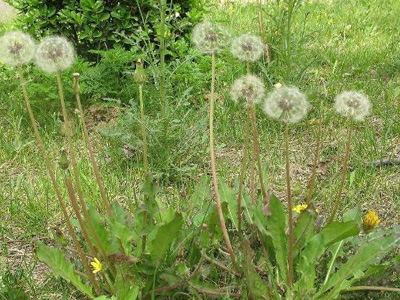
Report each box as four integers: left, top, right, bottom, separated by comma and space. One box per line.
64, 171, 97, 257
139, 84, 149, 175
209, 53, 237, 269
250, 104, 267, 202
329, 126, 352, 223
139, 83, 150, 253
56, 73, 103, 255
246, 62, 257, 204
344, 286, 400, 293
159, 0, 167, 119
73, 74, 111, 215
284, 124, 294, 287
237, 107, 251, 233
306, 110, 323, 205
249, 124, 257, 204
323, 240, 344, 285
72, 74, 117, 275
17, 67, 101, 295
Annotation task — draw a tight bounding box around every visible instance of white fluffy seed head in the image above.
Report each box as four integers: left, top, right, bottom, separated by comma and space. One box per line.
192, 21, 231, 55
334, 91, 371, 121
35, 36, 75, 73
263, 86, 309, 124
231, 74, 265, 106
231, 34, 263, 62
0, 31, 35, 66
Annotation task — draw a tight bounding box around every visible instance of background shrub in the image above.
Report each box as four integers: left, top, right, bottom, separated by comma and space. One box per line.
7, 0, 205, 59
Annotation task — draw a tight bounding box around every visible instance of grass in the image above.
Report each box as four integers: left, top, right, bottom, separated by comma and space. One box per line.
1, 0, 400, 298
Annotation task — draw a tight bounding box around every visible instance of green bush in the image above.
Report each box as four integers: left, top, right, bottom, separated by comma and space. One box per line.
7, 0, 205, 59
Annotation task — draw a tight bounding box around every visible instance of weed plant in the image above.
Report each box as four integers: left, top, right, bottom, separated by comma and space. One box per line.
1, 1, 400, 299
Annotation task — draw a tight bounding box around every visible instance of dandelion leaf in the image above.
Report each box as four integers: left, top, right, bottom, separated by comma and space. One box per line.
150, 213, 183, 260
36, 242, 94, 298
296, 221, 359, 291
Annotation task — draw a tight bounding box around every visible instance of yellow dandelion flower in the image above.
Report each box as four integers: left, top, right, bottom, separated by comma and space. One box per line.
293, 204, 308, 213
363, 210, 381, 232
90, 257, 103, 274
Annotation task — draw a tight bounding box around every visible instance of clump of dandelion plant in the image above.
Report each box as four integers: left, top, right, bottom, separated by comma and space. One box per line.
36, 35, 114, 285
0, 32, 101, 294
230, 74, 266, 230
328, 91, 371, 223
263, 85, 309, 288
231, 34, 266, 232
35, 38, 124, 264
192, 21, 237, 268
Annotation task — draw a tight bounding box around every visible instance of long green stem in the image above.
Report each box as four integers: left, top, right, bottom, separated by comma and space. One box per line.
64, 171, 97, 257
306, 111, 323, 205
159, 0, 166, 118
237, 107, 251, 233
250, 104, 267, 202
249, 123, 257, 204
57, 73, 110, 257
72, 74, 125, 259
257, 0, 265, 40
328, 126, 353, 223
73, 73, 111, 215
139, 83, 149, 253
344, 286, 400, 293
18, 67, 101, 295
56, 73, 93, 222
323, 240, 344, 285
284, 125, 294, 287
209, 53, 237, 268
139, 84, 149, 175
247, 62, 256, 204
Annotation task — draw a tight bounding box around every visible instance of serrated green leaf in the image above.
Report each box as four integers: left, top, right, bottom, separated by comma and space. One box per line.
115, 271, 139, 300
294, 209, 316, 259
343, 206, 362, 224
265, 195, 287, 282
149, 213, 183, 260
317, 229, 400, 299
218, 178, 238, 229
37, 242, 94, 298
296, 221, 359, 291
88, 206, 118, 253
241, 241, 269, 299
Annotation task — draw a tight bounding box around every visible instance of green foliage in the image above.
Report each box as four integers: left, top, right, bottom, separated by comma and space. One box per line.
7, 0, 205, 59
3, 1, 400, 299
0, 269, 30, 300
149, 213, 183, 260
36, 242, 94, 298
318, 229, 400, 299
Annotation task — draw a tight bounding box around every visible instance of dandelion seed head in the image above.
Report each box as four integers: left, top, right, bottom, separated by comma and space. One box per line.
334, 91, 370, 121
0, 31, 35, 66
35, 36, 75, 73
232, 34, 263, 62
192, 21, 231, 55
231, 74, 265, 106
263, 86, 309, 124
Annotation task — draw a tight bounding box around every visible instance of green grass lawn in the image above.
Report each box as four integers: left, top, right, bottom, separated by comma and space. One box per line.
1, 0, 400, 298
